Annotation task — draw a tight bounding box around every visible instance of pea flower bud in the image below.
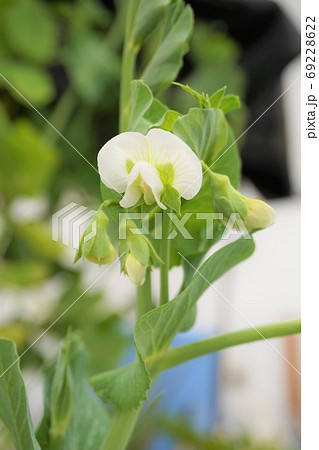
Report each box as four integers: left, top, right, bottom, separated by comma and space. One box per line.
74, 206, 115, 265
119, 219, 161, 286
209, 171, 275, 232
123, 253, 147, 286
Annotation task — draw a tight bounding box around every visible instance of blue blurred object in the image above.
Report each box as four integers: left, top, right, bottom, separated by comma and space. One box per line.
149, 330, 219, 450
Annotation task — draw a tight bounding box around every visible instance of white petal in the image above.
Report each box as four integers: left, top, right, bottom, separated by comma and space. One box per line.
120, 186, 141, 208
124, 253, 147, 286
120, 161, 165, 209
97, 132, 149, 193
146, 129, 202, 199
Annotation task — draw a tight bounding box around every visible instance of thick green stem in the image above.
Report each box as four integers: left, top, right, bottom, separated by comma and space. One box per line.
119, 0, 139, 132
160, 211, 171, 305
149, 319, 301, 373
101, 407, 141, 450
136, 270, 153, 318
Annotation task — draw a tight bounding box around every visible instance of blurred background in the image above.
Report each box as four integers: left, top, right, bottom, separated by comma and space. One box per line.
0, 0, 300, 449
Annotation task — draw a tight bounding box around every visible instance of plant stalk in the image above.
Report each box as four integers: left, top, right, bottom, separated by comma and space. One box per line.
136, 270, 154, 318
149, 319, 301, 373
119, 0, 139, 132
101, 407, 141, 450
160, 211, 171, 305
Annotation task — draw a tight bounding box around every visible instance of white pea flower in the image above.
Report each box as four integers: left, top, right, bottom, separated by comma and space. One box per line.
97, 129, 202, 209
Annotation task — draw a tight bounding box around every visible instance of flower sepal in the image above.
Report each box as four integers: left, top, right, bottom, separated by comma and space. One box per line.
74, 206, 115, 265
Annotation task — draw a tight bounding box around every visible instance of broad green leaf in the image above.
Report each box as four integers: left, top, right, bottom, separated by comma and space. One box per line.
0, 61, 55, 107
209, 86, 227, 108
141, 5, 194, 93
138, 98, 169, 133
0, 119, 59, 199
37, 333, 110, 450
1, 0, 58, 64
135, 237, 255, 359
129, 80, 153, 131
133, 0, 171, 44
0, 339, 40, 450
143, 98, 168, 124
220, 94, 241, 115
173, 108, 241, 188
91, 355, 151, 410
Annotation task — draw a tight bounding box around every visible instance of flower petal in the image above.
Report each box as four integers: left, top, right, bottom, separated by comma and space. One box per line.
120, 161, 165, 209
146, 129, 202, 199
97, 132, 149, 193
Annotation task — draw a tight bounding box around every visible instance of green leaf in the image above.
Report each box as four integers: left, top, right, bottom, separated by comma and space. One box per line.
37, 333, 110, 450
128, 80, 177, 133
141, 5, 194, 93
0, 60, 55, 107
138, 98, 169, 133
0, 339, 41, 450
129, 80, 153, 131
91, 355, 151, 410
151, 110, 181, 131
161, 185, 181, 213
173, 107, 241, 188
209, 86, 227, 108
133, 0, 171, 44
134, 237, 255, 360
220, 94, 241, 115
1, 0, 58, 64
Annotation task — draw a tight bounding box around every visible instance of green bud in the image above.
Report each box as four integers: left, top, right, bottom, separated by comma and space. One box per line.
209, 171, 275, 231
123, 252, 147, 286
119, 219, 161, 286
244, 198, 275, 231
74, 207, 115, 265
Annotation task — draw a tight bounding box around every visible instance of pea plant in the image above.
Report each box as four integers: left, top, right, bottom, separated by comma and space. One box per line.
0, 1, 300, 449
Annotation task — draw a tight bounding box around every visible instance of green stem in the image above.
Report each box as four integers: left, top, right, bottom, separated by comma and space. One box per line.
43, 88, 77, 143
160, 211, 171, 305
149, 319, 301, 373
49, 431, 64, 450
136, 270, 153, 318
119, 0, 139, 132
101, 407, 141, 450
